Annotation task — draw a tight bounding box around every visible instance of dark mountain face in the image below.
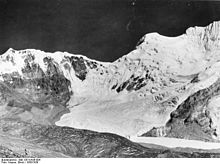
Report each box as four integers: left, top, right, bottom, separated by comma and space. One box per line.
164, 79, 220, 142
142, 78, 220, 142
1, 0, 220, 61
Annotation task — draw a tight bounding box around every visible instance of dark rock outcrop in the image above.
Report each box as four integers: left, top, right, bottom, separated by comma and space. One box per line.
66, 56, 88, 81
144, 78, 220, 141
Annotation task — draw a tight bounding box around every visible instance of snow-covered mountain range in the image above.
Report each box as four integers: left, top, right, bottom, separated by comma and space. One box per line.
2, 21, 220, 143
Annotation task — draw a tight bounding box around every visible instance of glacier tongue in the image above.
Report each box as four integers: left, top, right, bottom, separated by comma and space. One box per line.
2, 21, 220, 140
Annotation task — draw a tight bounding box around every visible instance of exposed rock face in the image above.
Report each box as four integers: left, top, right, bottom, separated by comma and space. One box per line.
159, 78, 220, 141
0, 51, 72, 126
67, 56, 88, 81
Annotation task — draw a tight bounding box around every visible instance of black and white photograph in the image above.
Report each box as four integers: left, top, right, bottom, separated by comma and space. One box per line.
1, 0, 220, 161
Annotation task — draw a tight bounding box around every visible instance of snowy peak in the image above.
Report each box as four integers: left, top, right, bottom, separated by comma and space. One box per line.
138, 21, 220, 51
2, 21, 220, 100
186, 21, 220, 51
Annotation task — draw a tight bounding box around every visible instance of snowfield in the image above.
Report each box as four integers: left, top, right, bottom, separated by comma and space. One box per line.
131, 136, 220, 150
55, 21, 220, 139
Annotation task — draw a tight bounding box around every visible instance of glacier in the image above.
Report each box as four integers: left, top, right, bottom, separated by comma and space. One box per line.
2, 21, 220, 154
